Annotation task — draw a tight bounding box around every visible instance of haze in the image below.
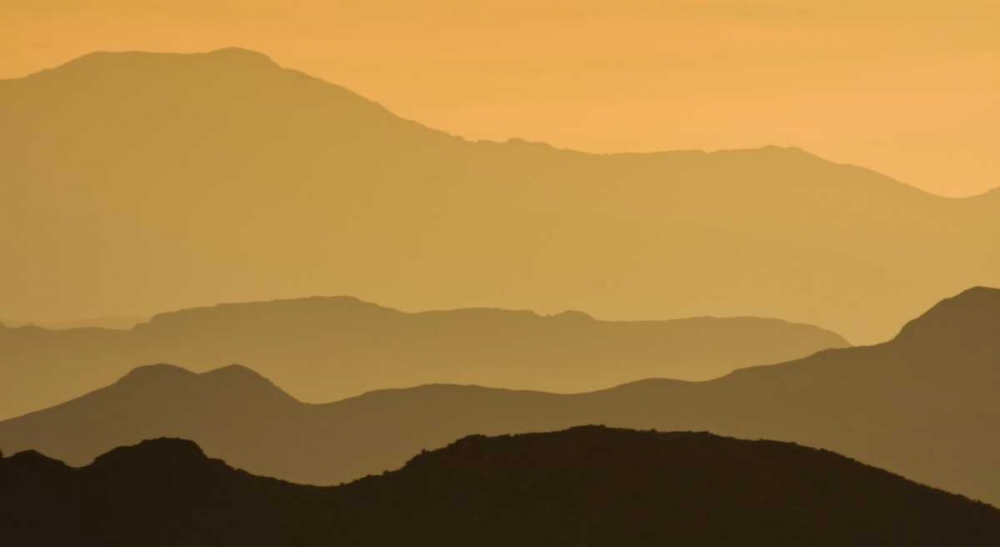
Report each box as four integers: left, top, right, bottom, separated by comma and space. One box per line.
3, 3, 1000, 540
3, 1, 998, 197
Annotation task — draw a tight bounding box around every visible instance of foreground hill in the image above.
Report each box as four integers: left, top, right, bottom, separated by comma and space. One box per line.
0, 296, 845, 419
2, 287, 996, 505
2, 49, 997, 343
2, 427, 998, 546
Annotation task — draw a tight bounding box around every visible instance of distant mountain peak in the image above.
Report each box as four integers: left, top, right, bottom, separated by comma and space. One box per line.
91, 438, 208, 472
956, 286, 1000, 299
137, 295, 394, 330
549, 310, 595, 322
1, 449, 70, 473
202, 363, 264, 378
118, 364, 197, 383
201, 47, 277, 66
59, 47, 279, 72
198, 364, 286, 391
759, 144, 811, 155
895, 286, 1000, 347
110, 363, 296, 406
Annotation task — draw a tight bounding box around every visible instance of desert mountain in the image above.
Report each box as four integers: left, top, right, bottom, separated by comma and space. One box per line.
2, 427, 998, 546
0, 316, 143, 330
2, 49, 997, 343
0, 295, 845, 419
2, 287, 997, 505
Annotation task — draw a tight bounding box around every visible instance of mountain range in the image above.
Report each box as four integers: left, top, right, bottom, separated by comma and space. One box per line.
0, 295, 845, 420
3, 427, 998, 546
2, 286, 996, 505
2, 48, 998, 343
0, 316, 143, 330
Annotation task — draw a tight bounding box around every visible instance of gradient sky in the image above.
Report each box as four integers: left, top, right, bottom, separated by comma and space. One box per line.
3, 0, 998, 196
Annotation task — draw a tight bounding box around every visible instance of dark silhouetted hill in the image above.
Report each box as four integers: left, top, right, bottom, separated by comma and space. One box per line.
2, 49, 997, 345
0, 296, 846, 419
1, 287, 997, 505
2, 427, 998, 546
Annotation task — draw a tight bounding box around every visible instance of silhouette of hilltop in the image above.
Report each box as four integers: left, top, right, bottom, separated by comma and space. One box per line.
1, 287, 997, 505
0, 295, 846, 419
2, 49, 997, 344
894, 286, 1000, 349
2, 427, 997, 546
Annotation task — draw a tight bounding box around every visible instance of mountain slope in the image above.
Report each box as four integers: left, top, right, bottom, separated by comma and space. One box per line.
2, 428, 998, 546
2, 49, 998, 343
0, 296, 846, 419
0, 316, 143, 330
1, 287, 997, 504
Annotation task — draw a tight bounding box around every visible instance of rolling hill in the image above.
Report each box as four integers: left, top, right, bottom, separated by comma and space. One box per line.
0, 295, 845, 419
2, 48, 998, 343
2, 427, 998, 546
1, 287, 996, 505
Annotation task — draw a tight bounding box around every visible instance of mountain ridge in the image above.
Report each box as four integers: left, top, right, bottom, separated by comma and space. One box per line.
2, 427, 998, 546
134, 294, 842, 332
0, 295, 848, 419
1, 287, 997, 504
2, 48, 997, 343
6, 48, 990, 204
894, 286, 1000, 346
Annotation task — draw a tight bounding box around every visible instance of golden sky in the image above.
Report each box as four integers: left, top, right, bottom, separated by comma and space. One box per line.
3, 0, 998, 196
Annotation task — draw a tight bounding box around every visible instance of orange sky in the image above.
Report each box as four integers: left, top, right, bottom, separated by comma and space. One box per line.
3, 0, 998, 196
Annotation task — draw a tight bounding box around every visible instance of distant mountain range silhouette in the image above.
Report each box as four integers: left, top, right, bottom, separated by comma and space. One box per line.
0, 316, 143, 330
2, 287, 997, 505
2, 49, 997, 343
0, 295, 845, 419
2, 427, 997, 546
